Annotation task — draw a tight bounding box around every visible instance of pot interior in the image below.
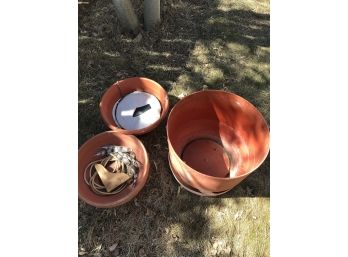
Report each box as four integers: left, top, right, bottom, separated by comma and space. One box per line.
167, 90, 269, 178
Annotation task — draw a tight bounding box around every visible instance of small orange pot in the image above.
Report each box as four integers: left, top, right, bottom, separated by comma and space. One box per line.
100, 77, 169, 135
167, 90, 270, 195
78, 131, 150, 208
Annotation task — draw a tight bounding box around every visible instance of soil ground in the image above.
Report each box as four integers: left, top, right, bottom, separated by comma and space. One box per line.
78, 0, 270, 256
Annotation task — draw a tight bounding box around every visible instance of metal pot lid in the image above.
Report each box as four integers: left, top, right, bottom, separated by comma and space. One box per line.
112, 91, 162, 130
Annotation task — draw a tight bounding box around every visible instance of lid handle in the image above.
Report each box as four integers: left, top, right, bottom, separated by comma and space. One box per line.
133, 104, 152, 117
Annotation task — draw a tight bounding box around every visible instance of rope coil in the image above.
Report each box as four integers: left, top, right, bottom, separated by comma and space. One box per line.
84, 145, 140, 195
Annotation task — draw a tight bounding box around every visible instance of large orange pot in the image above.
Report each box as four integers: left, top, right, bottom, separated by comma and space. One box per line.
100, 77, 169, 135
78, 131, 150, 208
167, 90, 270, 195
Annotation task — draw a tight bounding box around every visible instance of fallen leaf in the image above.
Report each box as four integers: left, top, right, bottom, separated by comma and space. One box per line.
246, 186, 253, 195
112, 248, 120, 257
134, 198, 140, 207
133, 33, 142, 43
224, 246, 232, 254
139, 248, 146, 257
177, 186, 181, 196
211, 249, 218, 255
92, 244, 102, 252
146, 208, 154, 217
109, 242, 118, 252
234, 210, 244, 220
172, 234, 180, 241
178, 93, 186, 99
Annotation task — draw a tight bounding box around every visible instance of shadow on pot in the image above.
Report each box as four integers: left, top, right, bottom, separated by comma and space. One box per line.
167, 90, 270, 196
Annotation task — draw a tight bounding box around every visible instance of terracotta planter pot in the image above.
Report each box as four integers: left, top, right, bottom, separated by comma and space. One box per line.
167, 90, 270, 195
78, 131, 150, 208
100, 77, 169, 135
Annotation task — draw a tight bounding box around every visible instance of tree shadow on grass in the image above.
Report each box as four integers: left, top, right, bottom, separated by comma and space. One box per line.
78, 0, 270, 256
78, 0, 270, 141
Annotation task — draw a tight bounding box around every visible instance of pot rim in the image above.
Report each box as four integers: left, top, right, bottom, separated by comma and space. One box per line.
166, 89, 270, 181
78, 131, 150, 208
99, 77, 169, 135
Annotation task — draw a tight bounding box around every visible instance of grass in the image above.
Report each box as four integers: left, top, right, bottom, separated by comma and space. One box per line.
78, 0, 270, 256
